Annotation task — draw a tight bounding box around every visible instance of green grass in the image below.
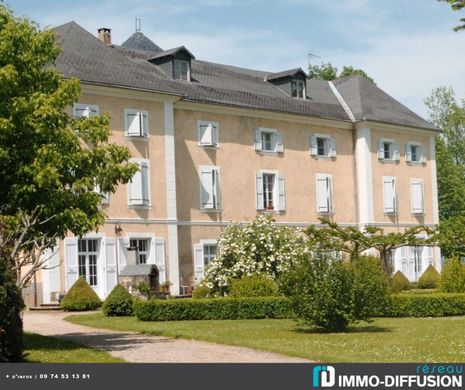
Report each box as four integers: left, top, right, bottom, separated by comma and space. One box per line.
65, 313, 465, 362
23, 332, 125, 363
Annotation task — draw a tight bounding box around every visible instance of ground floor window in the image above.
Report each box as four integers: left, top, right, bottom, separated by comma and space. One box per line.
130, 238, 150, 264
78, 238, 98, 286
203, 244, 218, 266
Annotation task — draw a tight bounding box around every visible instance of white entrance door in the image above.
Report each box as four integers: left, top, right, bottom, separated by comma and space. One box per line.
78, 239, 99, 292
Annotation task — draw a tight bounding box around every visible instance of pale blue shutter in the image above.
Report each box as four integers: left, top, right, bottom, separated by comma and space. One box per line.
420, 145, 427, 163
377, 140, 384, 159
256, 172, 264, 210
405, 144, 412, 162
310, 135, 318, 155
254, 129, 262, 150
213, 169, 221, 208
200, 167, 214, 209
278, 174, 285, 211
393, 142, 401, 161
275, 133, 284, 153
141, 112, 148, 136
329, 137, 337, 157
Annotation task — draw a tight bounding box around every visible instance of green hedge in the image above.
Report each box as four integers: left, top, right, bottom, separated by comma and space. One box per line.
102, 284, 134, 316
134, 297, 291, 321
384, 293, 465, 317
134, 293, 465, 321
60, 277, 102, 311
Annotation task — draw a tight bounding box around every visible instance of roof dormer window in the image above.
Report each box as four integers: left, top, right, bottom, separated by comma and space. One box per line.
291, 80, 305, 98
173, 59, 190, 81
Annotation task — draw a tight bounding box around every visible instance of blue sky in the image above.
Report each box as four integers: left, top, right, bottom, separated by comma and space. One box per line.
7, 0, 465, 118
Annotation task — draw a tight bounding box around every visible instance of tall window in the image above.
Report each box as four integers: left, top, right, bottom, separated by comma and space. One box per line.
263, 173, 275, 210
78, 239, 98, 287
413, 247, 423, 278
173, 60, 190, 80
203, 244, 217, 266
291, 80, 305, 98
130, 238, 150, 264
261, 131, 274, 151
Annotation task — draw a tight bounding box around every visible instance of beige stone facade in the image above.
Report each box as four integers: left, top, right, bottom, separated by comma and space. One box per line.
37, 83, 440, 306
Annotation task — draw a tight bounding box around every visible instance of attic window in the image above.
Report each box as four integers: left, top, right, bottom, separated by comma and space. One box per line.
291, 80, 305, 98
173, 59, 190, 81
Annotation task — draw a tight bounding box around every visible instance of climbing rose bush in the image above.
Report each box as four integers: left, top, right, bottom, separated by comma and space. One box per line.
202, 214, 307, 296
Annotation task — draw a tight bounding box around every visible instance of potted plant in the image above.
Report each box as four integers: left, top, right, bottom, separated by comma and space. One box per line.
160, 281, 172, 295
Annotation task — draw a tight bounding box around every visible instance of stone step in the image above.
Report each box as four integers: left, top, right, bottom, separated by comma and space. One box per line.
29, 305, 62, 311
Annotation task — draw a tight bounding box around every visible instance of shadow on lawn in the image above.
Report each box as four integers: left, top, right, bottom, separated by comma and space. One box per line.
294, 324, 392, 335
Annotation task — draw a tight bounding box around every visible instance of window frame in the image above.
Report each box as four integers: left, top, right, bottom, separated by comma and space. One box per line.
173, 59, 190, 81
310, 133, 336, 159
254, 128, 284, 154
378, 138, 400, 163
256, 170, 285, 212
73, 103, 99, 118
291, 79, 305, 98
77, 238, 99, 287
129, 238, 151, 265
197, 120, 219, 148
406, 142, 426, 165
203, 243, 218, 267
124, 109, 149, 139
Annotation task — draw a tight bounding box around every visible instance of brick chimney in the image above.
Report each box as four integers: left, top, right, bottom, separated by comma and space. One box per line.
98, 27, 112, 45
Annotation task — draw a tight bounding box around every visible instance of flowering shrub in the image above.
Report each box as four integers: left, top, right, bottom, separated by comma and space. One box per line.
202, 214, 306, 296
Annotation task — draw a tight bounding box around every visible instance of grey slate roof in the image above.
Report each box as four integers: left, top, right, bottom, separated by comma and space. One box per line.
148, 46, 195, 61
119, 264, 158, 276
265, 68, 307, 81
52, 21, 437, 131
121, 32, 163, 53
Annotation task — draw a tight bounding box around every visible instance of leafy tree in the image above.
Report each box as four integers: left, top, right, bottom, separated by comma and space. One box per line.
305, 217, 432, 274
308, 62, 374, 83
0, 6, 137, 284
439, 0, 465, 31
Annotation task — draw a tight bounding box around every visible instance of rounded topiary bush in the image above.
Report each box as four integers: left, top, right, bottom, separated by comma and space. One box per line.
390, 271, 412, 293
102, 284, 134, 316
0, 260, 25, 362
192, 284, 211, 299
417, 264, 440, 289
440, 257, 465, 293
228, 274, 278, 297
60, 277, 102, 311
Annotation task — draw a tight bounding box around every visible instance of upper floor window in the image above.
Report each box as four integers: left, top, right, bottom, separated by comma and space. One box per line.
378, 139, 400, 162
94, 184, 110, 206
382, 176, 397, 214
406, 143, 426, 164
130, 238, 150, 264
198, 121, 219, 147
316, 174, 333, 214
200, 166, 221, 210
128, 159, 150, 207
173, 59, 190, 81
254, 128, 283, 154
291, 80, 305, 98
310, 134, 336, 158
256, 171, 285, 212
125, 109, 148, 138
74, 103, 99, 118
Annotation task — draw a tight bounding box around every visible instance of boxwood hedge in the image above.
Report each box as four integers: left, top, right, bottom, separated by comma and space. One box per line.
134, 293, 465, 321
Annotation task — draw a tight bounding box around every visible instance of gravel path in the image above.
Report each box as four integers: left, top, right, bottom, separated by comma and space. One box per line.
23, 311, 310, 363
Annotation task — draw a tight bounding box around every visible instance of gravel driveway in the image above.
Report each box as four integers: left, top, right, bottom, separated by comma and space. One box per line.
23, 311, 310, 363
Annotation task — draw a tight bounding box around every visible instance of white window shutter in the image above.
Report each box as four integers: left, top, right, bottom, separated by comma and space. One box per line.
383, 177, 396, 213
141, 161, 150, 204
275, 133, 284, 153
406, 144, 412, 162
64, 237, 79, 291
127, 112, 141, 136
199, 124, 213, 145
278, 174, 285, 211
154, 238, 166, 284
141, 113, 148, 136
401, 246, 408, 274
377, 140, 384, 159
393, 143, 401, 161
420, 145, 426, 164
329, 137, 337, 157
316, 175, 329, 213
118, 237, 129, 268
256, 172, 264, 210
254, 129, 262, 150
200, 167, 214, 209
327, 176, 333, 212
194, 243, 205, 282
411, 179, 424, 214
105, 238, 117, 297
426, 246, 433, 265
129, 163, 143, 205
310, 135, 318, 156
213, 169, 221, 208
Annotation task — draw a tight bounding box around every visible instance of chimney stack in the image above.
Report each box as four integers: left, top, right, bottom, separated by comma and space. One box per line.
98, 27, 112, 45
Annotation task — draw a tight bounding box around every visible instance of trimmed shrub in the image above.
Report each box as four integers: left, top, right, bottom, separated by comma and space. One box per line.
0, 260, 25, 362
102, 284, 134, 316
60, 277, 102, 311
228, 275, 278, 298
384, 293, 465, 317
192, 285, 210, 299
390, 271, 412, 293
417, 265, 441, 289
134, 297, 291, 321
440, 257, 465, 293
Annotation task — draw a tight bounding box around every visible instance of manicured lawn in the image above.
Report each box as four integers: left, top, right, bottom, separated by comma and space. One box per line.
65, 313, 465, 362
23, 332, 125, 363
